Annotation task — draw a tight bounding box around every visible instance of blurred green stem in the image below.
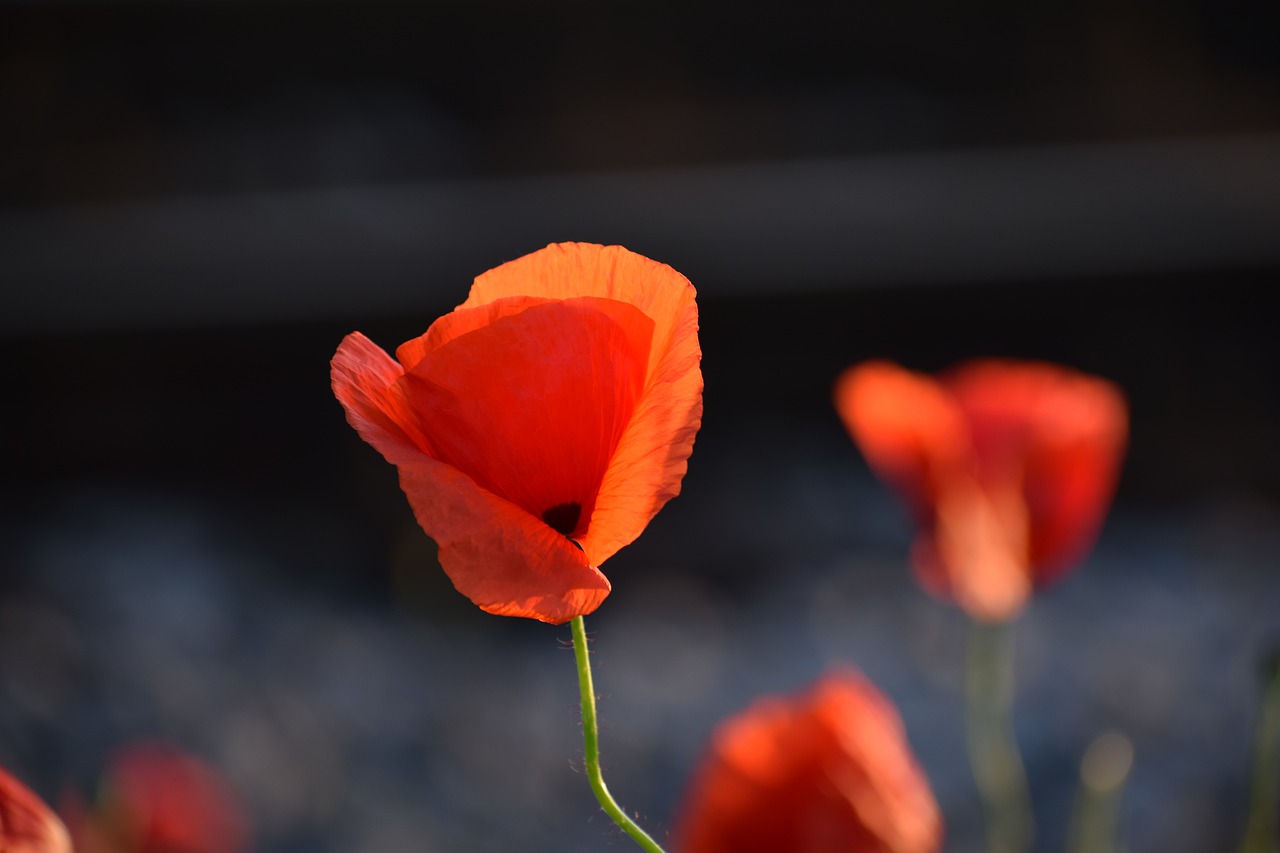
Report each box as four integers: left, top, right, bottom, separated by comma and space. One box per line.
1066, 731, 1134, 853
1242, 652, 1280, 853
965, 619, 1033, 853
571, 615, 667, 853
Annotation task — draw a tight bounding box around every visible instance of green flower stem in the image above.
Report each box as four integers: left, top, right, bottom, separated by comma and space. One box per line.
1066, 731, 1134, 853
571, 615, 668, 853
965, 618, 1034, 853
1242, 651, 1280, 853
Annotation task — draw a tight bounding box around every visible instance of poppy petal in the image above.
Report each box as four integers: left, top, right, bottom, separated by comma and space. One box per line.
456, 243, 702, 565
462, 242, 697, 382
394, 295, 558, 371
401, 297, 653, 539
104, 743, 251, 853
947, 360, 1128, 586
0, 767, 71, 853
916, 478, 1033, 622
397, 454, 611, 622
334, 327, 611, 622
331, 332, 432, 465
833, 361, 969, 524
580, 288, 701, 565
674, 669, 943, 853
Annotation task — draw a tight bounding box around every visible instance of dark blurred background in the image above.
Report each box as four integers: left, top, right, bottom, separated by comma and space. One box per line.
2, 1, 1280, 851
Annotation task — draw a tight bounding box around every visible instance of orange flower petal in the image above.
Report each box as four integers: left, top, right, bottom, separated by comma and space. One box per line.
0, 767, 71, 853
674, 669, 943, 853
331, 332, 432, 465
398, 455, 610, 621
833, 360, 969, 523
916, 478, 1033, 621
394, 295, 558, 370
463, 243, 693, 381
401, 297, 653, 537
459, 243, 703, 566
946, 360, 1128, 586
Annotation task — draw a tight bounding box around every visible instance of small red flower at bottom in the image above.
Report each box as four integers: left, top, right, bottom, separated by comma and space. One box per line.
332, 242, 703, 624
673, 669, 943, 853
0, 766, 71, 853
66, 742, 250, 853
834, 359, 1128, 622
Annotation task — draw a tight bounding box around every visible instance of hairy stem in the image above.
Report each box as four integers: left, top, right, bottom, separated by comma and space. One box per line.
571, 615, 668, 853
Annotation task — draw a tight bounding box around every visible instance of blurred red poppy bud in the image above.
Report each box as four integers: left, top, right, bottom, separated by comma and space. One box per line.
68, 742, 249, 853
673, 669, 943, 853
0, 766, 71, 853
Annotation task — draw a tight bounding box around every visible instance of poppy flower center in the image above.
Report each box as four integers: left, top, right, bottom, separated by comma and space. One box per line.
542, 501, 583, 537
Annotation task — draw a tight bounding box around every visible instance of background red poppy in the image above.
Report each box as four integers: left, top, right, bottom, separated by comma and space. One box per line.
834, 358, 1128, 621
674, 669, 942, 853
0, 767, 70, 853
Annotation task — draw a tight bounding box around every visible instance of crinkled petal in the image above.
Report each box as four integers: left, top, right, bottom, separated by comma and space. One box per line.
394, 296, 557, 371
445, 242, 701, 563
580, 286, 701, 565
397, 455, 610, 622
462, 243, 695, 380
333, 328, 611, 622
401, 297, 653, 540
331, 332, 432, 465
456, 242, 702, 565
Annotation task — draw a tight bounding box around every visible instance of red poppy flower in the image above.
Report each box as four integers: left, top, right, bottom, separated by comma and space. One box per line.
673, 669, 943, 853
332, 242, 703, 623
0, 766, 71, 853
834, 359, 1128, 622
66, 742, 250, 853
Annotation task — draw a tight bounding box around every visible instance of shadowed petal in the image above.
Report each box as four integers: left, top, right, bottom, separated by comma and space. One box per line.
402, 297, 653, 538
397, 455, 610, 622
331, 332, 432, 465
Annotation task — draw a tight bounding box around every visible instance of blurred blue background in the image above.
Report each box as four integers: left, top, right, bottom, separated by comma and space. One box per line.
2, 1, 1280, 851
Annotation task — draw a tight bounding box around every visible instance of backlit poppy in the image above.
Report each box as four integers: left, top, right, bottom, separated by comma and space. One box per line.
834, 359, 1128, 622
333, 242, 703, 623
66, 742, 250, 853
673, 669, 943, 853
0, 766, 71, 853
